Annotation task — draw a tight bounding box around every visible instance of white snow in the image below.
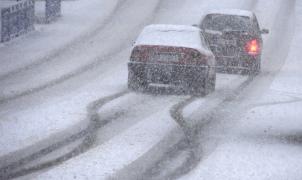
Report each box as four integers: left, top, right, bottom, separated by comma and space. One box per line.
35, 103, 178, 180
182, 73, 248, 122
181, 140, 302, 180
31, 74, 248, 179
0, 0, 120, 77
135, 24, 212, 56
1, 0, 302, 179
205, 9, 254, 19
0, 0, 163, 160
0, 1, 18, 8
181, 0, 302, 179
17, 0, 259, 179
270, 6, 302, 95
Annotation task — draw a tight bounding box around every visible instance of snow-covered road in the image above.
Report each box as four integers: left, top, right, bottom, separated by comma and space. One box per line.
0, 0, 300, 179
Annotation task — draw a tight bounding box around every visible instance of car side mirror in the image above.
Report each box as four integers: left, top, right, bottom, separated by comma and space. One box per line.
260, 28, 269, 34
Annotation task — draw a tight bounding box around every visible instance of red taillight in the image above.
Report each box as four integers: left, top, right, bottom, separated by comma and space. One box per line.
245, 39, 260, 56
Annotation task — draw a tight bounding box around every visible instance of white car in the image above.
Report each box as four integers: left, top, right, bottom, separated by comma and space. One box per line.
128, 24, 216, 95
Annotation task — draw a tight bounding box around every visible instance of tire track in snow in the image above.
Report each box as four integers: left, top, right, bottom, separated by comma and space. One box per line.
0, 0, 295, 179
0, 0, 166, 178
140, 76, 255, 180
0, 90, 129, 180
141, 0, 296, 179
110, 0, 259, 178
251, 95, 302, 108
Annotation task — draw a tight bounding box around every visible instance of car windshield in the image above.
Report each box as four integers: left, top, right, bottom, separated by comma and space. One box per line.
0, 0, 300, 180
202, 14, 251, 31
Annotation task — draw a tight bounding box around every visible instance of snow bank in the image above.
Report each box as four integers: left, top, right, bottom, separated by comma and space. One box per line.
0, 0, 119, 77
270, 2, 302, 95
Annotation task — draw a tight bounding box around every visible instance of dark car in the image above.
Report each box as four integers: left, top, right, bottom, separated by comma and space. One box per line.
128, 24, 216, 96
200, 9, 269, 74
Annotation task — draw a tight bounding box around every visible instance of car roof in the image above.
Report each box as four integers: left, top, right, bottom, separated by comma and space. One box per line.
134, 24, 212, 56
0, 0, 19, 8
205, 9, 254, 19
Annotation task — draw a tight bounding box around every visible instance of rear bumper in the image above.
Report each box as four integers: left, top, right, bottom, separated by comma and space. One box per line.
128, 62, 210, 85
215, 55, 260, 71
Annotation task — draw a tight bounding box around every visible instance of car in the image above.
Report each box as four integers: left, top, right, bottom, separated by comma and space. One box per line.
128, 24, 216, 96
199, 9, 269, 74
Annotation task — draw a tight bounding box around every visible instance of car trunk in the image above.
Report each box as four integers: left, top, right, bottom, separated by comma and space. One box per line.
204, 30, 258, 67
129, 45, 209, 85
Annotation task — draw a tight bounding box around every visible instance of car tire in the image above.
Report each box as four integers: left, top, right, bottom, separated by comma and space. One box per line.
187, 77, 203, 96
209, 73, 216, 92
204, 79, 212, 95
128, 68, 147, 92
203, 71, 216, 95
249, 58, 261, 75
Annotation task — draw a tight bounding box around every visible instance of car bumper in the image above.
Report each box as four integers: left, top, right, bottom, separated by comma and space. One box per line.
215, 55, 259, 72
128, 62, 210, 85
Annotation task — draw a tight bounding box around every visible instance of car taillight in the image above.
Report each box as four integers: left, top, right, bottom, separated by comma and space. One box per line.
245, 39, 260, 56
130, 48, 148, 62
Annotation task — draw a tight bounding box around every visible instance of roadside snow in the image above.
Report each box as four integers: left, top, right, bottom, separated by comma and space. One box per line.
0, 0, 119, 77
270, 2, 302, 95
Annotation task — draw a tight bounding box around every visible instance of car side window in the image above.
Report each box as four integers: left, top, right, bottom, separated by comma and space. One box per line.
200, 32, 211, 49
253, 15, 260, 32
200, 15, 210, 30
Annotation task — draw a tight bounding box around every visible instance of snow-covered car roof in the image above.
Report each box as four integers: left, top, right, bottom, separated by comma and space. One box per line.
134, 24, 212, 56
0, 0, 19, 8
205, 9, 254, 19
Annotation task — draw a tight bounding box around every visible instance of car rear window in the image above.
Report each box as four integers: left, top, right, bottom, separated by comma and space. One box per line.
202, 14, 251, 32
130, 45, 209, 65
130, 46, 184, 63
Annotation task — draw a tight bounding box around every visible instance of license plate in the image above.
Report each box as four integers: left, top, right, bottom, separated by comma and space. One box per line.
224, 46, 236, 56
152, 52, 180, 62
217, 39, 236, 46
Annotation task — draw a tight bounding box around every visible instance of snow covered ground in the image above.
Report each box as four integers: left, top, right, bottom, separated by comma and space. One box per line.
0, 0, 121, 160
0, 0, 120, 77
180, 0, 302, 180
0, 0, 161, 159
0, 0, 301, 179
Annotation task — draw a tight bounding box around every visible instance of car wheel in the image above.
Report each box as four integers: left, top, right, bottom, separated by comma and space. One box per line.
249, 58, 261, 75
209, 73, 216, 92
128, 69, 147, 91
203, 71, 216, 95
204, 79, 211, 95
187, 78, 203, 96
